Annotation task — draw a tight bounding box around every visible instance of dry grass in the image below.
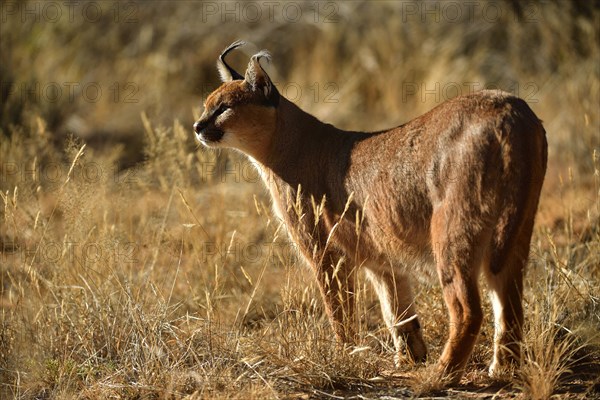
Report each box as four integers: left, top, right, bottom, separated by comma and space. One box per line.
1, 1, 599, 398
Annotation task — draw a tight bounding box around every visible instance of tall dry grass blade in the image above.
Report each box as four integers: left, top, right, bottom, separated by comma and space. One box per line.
177, 188, 218, 254
25, 144, 86, 292
148, 186, 175, 275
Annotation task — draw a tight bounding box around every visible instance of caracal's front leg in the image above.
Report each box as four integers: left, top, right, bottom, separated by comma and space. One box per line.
311, 250, 357, 344
365, 265, 427, 364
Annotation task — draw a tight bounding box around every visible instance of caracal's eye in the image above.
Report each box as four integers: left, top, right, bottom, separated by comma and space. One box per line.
215, 104, 230, 117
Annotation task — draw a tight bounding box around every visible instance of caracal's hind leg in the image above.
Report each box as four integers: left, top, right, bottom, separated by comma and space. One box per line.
365, 266, 427, 364
485, 211, 536, 378
430, 205, 492, 384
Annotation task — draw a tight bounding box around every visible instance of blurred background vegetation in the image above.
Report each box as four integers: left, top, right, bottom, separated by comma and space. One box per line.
1, 0, 598, 171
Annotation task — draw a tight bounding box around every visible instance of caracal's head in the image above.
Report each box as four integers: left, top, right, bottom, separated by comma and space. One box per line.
193, 41, 279, 160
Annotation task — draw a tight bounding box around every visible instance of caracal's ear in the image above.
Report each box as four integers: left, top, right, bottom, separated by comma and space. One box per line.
244, 50, 275, 99
217, 40, 246, 82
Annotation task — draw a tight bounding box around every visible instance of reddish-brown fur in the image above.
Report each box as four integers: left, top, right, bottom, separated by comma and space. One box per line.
193, 42, 548, 384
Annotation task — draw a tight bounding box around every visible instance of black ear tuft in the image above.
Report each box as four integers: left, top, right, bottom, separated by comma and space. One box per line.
217, 40, 246, 82
245, 51, 279, 106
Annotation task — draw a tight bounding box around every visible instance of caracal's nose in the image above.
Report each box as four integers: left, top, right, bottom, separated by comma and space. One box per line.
193, 120, 203, 134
